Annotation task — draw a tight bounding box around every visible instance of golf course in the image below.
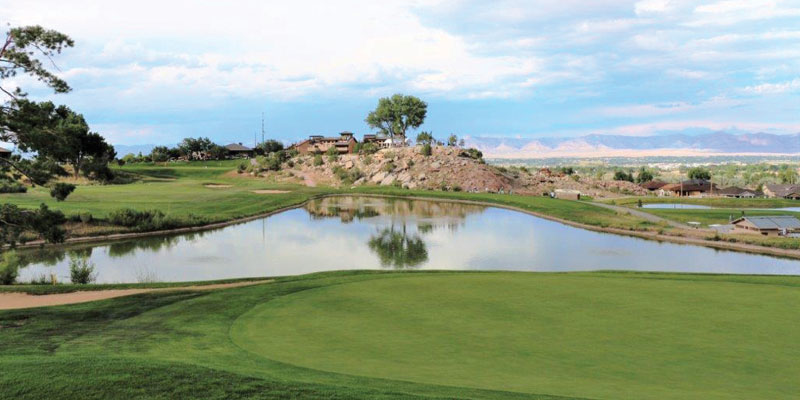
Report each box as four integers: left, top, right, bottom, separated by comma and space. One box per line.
1, 271, 799, 399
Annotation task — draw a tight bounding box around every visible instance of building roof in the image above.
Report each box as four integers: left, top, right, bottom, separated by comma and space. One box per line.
732, 215, 800, 230
661, 179, 718, 192
640, 180, 667, 190
717, 186, 756, 195
765, 184, 800, 197
0, 147, 11, 153
225, 143, 252, 151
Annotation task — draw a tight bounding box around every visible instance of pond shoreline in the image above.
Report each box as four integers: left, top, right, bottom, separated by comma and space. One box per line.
12, 192, 800, 262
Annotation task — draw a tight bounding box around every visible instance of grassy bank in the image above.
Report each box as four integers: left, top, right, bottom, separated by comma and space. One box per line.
607, 196, 800, 208
1, 270, 798, 399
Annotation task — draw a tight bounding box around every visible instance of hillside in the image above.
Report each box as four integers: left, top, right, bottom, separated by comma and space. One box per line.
246, 146, 647, 198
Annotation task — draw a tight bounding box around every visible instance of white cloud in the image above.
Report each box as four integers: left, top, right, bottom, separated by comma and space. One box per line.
743, 78, 800, 94
635, 0, 673, 15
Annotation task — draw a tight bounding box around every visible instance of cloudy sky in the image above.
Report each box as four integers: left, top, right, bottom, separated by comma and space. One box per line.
4, 0, 800, 146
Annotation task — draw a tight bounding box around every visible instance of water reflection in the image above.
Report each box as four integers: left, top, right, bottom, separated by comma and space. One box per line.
368, 226, 428, 269
11, 196, 800, 283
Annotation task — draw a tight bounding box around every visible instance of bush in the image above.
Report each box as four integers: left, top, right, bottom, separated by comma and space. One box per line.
50, 183, 76, 201
107, 208, 206, 231
383, 161, 395, 173
420, 143, 432, 156
359, 143, 379, 155
237, 163, 247, 174
0, 182, 27, 193
326, 146, 339, 162
0, 251, 20, 285
460, 148, 482, 160
79, 212, 93, 223
69, 256, 96, 284
313, 154, 324, 166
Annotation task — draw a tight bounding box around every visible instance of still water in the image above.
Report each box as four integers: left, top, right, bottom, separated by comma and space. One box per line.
16, 196, 800, 283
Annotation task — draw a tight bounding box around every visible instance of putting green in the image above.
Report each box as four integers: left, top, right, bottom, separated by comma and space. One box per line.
230, 273, 800, 400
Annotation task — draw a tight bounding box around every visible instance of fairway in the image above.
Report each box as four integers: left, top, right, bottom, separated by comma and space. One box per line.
231, 273, 800, 400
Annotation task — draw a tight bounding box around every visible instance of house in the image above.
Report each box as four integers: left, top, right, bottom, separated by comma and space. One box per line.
640, 180, 667, 192
731, 215, 800, 237
553, 189, 580, 200
716, 186, 759, 198
224, 143, 254, 158
764, 184, 800, 200
291, 132, 358, 155
660, 179, 718, 197
0, 147, 11, 159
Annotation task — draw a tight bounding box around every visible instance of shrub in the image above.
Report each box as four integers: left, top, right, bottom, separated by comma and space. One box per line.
79, 212, 93, 223
107, 208, 206, 231
0, 182, 27, 193
313, 154, 323, 166
69, 256, 96, 284
359, 142, 379, 155
326, 146, 339, 162
383, 161, 395, 172
452, 185, 462, 192
363, 155, 373, 165
50, 183, 76, 201
420, 143, 432, 156
460, 148, 482, 160
0, 251, 20, 285
237, 163, 247, 174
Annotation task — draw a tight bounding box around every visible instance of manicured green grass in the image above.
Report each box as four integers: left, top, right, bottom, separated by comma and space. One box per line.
608, 196, 800, 209
2, 271, 798, 399
644, 208, 800, 226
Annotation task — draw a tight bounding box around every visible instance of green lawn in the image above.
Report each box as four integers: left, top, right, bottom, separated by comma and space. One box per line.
2, 270, 799, 399
644, 208, 800, 226
608, 196, 800, 209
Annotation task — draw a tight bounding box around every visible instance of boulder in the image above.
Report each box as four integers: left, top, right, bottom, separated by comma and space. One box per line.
371, 171, 387, 184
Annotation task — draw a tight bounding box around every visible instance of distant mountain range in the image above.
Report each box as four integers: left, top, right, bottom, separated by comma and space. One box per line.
465, 132, 800, 159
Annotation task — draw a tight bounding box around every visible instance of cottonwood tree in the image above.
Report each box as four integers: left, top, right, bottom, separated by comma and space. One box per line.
365, 94, 427, 139
0, 25, 87, 247
415, 131, 434, 145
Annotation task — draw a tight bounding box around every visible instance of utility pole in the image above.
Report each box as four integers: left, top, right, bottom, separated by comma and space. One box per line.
261, 112, 265, 144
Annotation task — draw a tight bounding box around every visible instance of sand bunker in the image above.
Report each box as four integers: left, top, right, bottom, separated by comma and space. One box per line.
204, 184, 233, 188
251, 189, 290, 194
0, 280, 272, 310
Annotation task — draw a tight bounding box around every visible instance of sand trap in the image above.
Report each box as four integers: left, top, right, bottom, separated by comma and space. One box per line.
0, 280, 272, 310
251, 189, 290, 194
204, 184, 233, 188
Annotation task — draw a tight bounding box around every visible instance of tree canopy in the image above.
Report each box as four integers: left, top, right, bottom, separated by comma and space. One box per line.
0, 25, 104, 247
365, 94, 427, 139
687, 167, 711, 180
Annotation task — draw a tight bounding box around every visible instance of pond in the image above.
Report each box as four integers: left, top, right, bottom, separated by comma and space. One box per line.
15, 196, 800, 283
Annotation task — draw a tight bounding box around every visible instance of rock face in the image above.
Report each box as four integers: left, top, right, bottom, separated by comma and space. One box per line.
261, 146, 646, 197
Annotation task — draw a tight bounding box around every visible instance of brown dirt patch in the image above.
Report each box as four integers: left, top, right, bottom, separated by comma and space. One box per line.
0, 279, 272, 310
204, 184, 233, 188
251, 189, 290, 194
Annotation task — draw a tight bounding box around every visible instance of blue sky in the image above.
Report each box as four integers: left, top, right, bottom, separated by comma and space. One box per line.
4, 0, 800, 146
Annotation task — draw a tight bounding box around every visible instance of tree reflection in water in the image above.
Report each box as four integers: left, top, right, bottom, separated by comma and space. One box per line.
367, 225, 428, 269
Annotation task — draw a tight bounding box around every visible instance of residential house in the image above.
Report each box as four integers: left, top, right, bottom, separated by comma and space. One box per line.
764, 184, 800, 200
640, 180, 667, 196
731, 215, 800, 237
660, 179, 719, 197
716, 186, 759, 198
224, 143, 254, 158
291, 132, 358, 155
